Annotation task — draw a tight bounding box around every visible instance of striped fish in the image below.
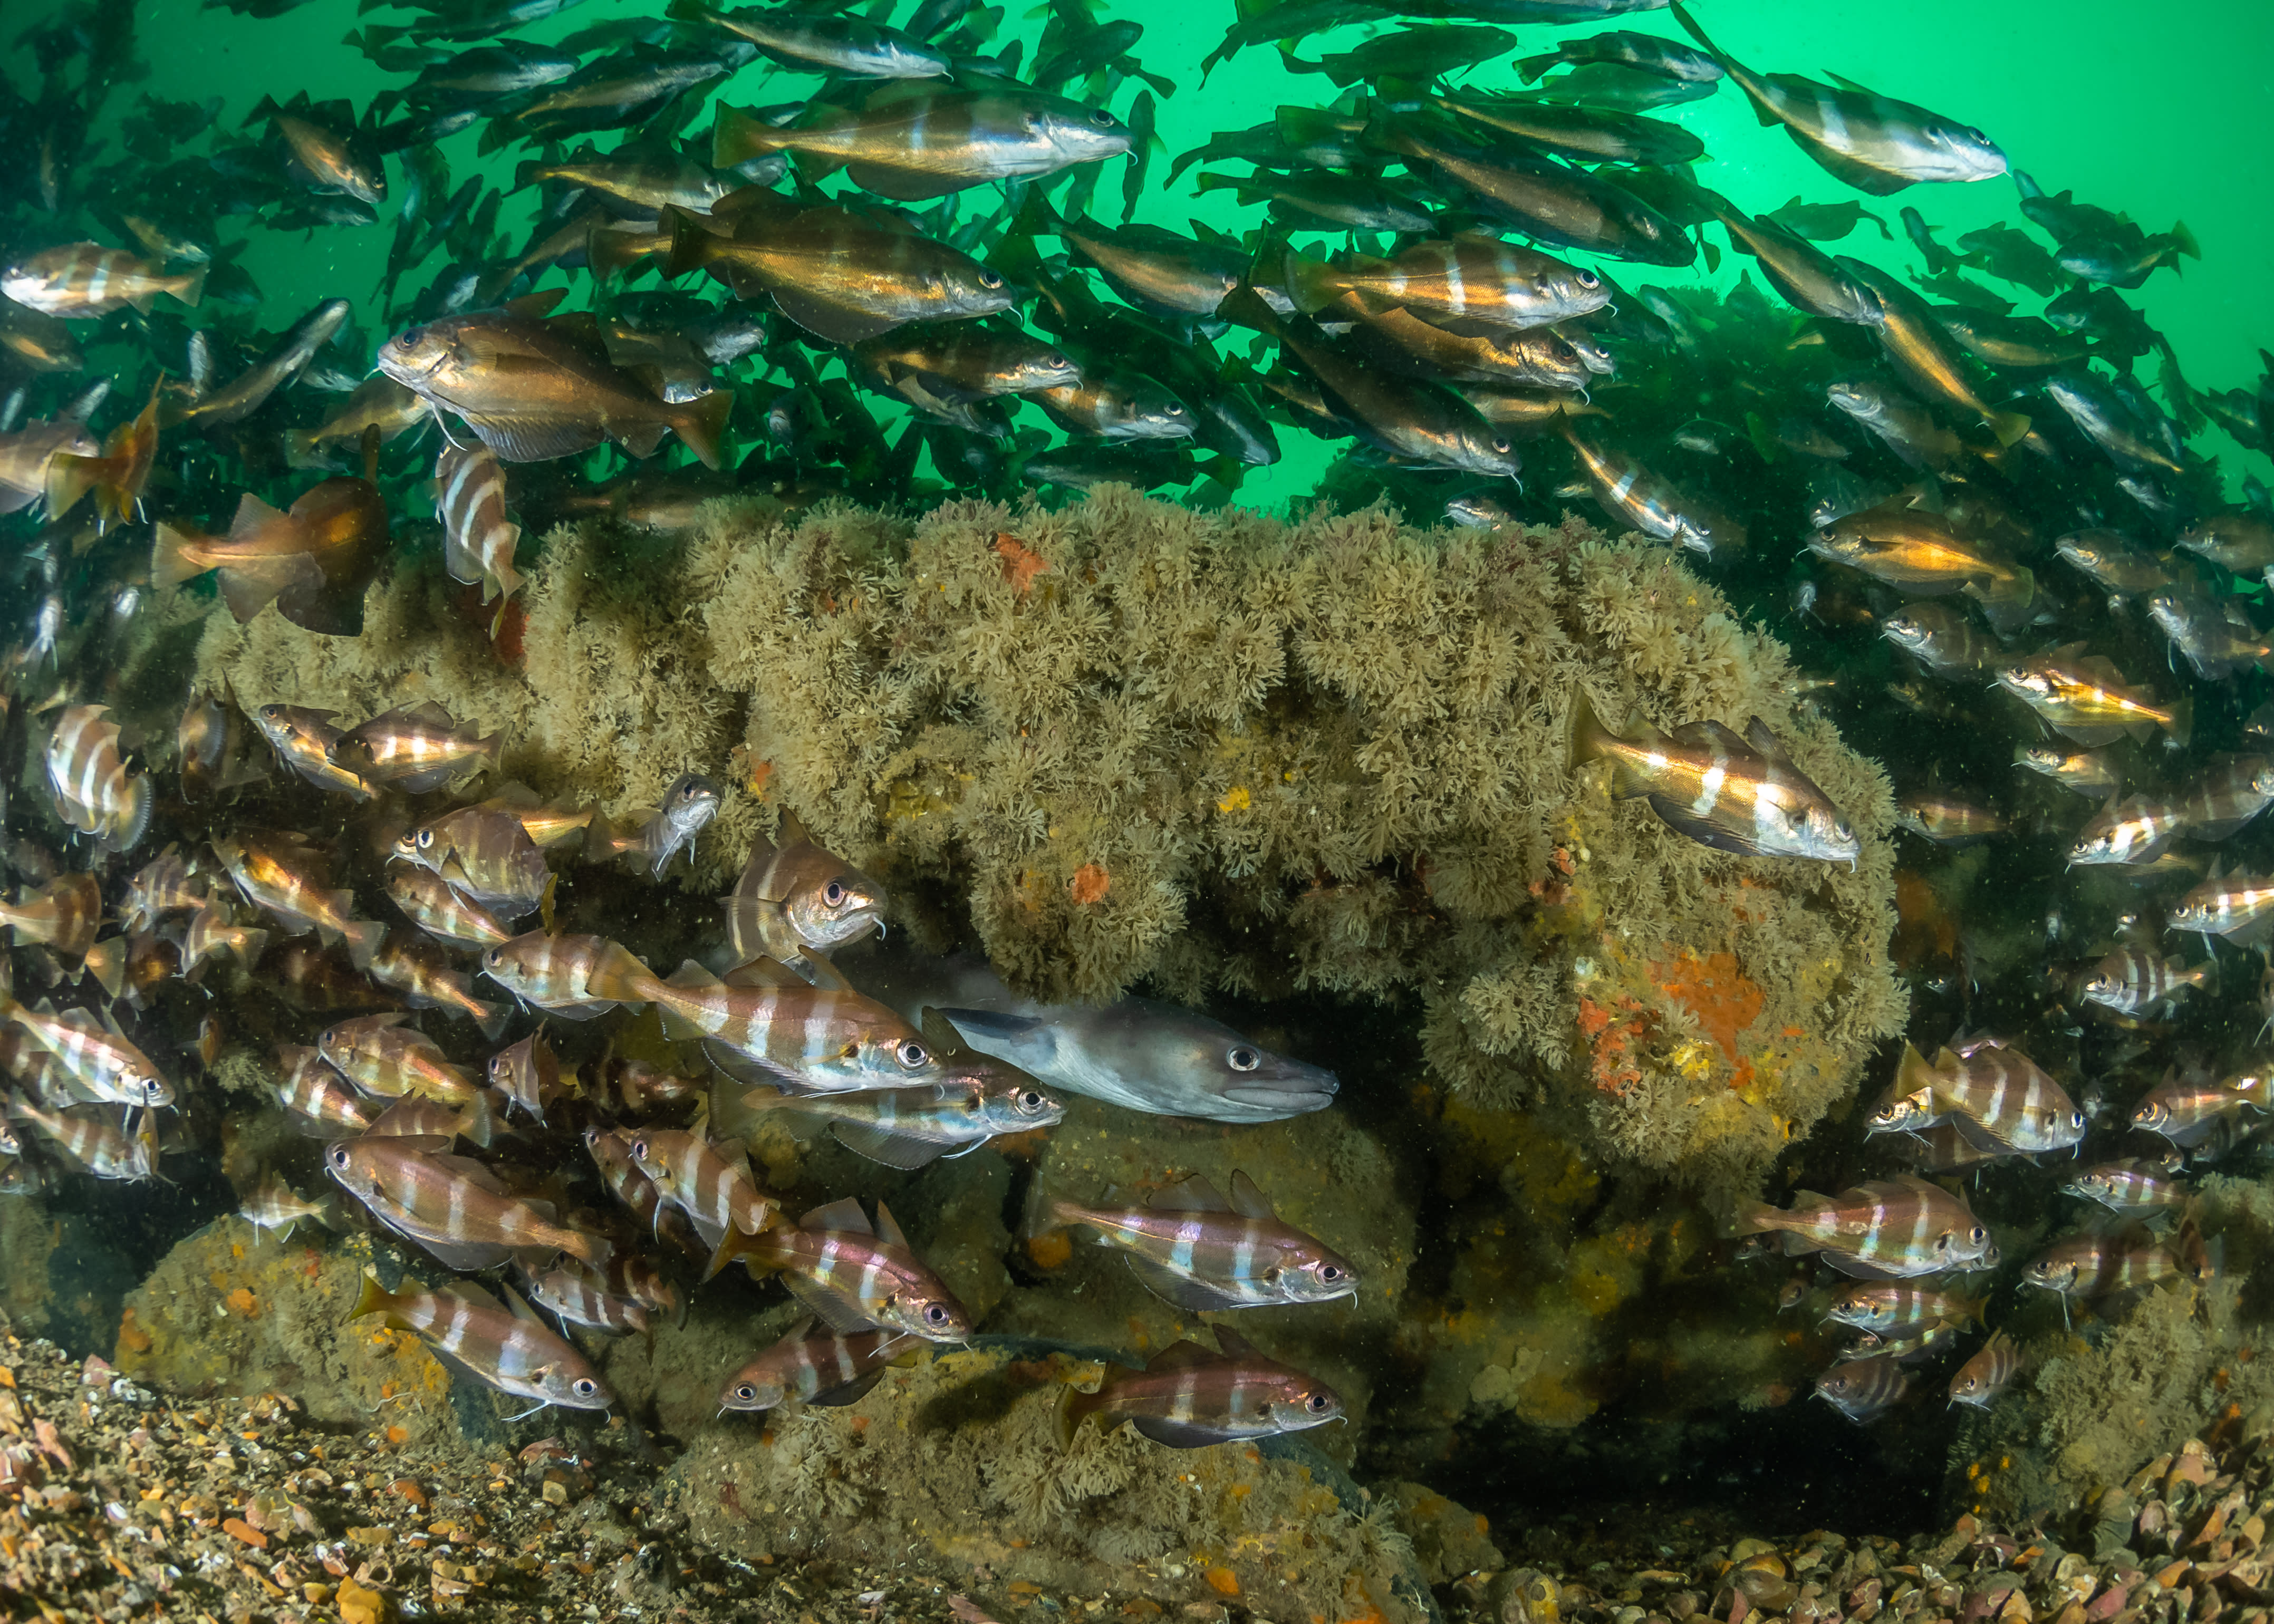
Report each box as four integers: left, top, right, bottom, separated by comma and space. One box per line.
1566, 692, 1860, 867
1836, 1317, 1968, 1364
273, 1045, 372, 1134
1813, 1353, 1910, 1424
1734, 1175, 1991, 1279
0, 991, 172, 1109
1894, 792, 2007, 847
709, 92, 1129, 205
2169, 868, 2274, 946
249, 705, 376, 801
368, 937, 508, 1039
708, 1195, 970, 1342
435, 443, 525, 631
1026, 1169, 1356, 1312
723, 812, 889, 974
181, 905, 269, 977
0, 873, 100, 961
392, 808, 551, 920
1056, 1327, 1342, 1451
2131, 1070, 2264, 1147
589, 772, 721, 879
1997, 647, 2191, 749
2063, 1157, 2186, 1213
489, 1031, 561, 1123
2012, 745, 2121, 800
1284, 235, 1605, 333
212, 829, 386, 970
44, 706, 151, 854
2075, 945, 2213, 1019
388, 868, 513, 952
605, 1255, 677, 1317
1872, 1042, 2084, 1156
468, 786, 594, 850
521, 1259, 648, 1334
9, 1099, 155, 1180
240, 1175, 329, 1244
361, 1094, 494, 1147
340, 702, 504, 795
0, 243, 205, 317
350, 1272, 612, 1415
656, 953, 946, 1093
480, 931, 666, 1019
326, 1133, 611, 1272
1672, 4, 2004, 193
583, 1126, 673, 1235
318, 1013, 479, 1106
717, 1319, 918, 1415
2023, 1225, 2211, 1301
122, 847, 211, 935
1947, 1330, 2022, 1409
1823, 1282, 1986, 1335
627, 1128, 778, 1249
1558, 419, 1748, 560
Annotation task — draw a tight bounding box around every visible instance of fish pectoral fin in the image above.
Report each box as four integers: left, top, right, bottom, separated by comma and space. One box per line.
807, 1368, 889, 1408
721, 956, 805, 990
1644, 795, 1769, 858
799, 1194, 874, 1235
1947, 1114, 2018, 1155
466, 414, 605, 464
430, 1152, 512, 1196
781, 1273, 878, 1335
701, 1039, 810, 1091
1128, 1416, 1237, 1450
831, 1122, 949, 1171
1123, 1255, 1249, 1313
1782, 127, 1911, 197
768, 285, 906, 346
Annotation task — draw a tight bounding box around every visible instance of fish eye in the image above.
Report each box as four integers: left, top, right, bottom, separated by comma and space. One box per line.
734, 1384, 758, 1403
1305, 1393, 1331, 1413
897, 1040, 929, 1068
1575, 269, 1601, 290
1088, 110, 1114, 127
328, 1146, 349, 1168
1045, 353, 1068, 369
416, 828, 435, 849
1019, 1089, 1045, 1112
924, 1302, 950, 1326
1227, 1046, 1260, 1072
1318, 1263, 1343, 1282
1164, 401, 1184, 416
2069, 1110, 2086, 1128
573, 1378, 599, 1399
823, 881, 847, 907
1969, 1225, 1989, 1246
484, 948, 504, 969
1490, 438, 1511, 456
630, 1138, 650, 1159
978, 269, 1003, 289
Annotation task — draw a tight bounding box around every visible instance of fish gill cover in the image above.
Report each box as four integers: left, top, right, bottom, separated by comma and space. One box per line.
0, 0, 2272, 1618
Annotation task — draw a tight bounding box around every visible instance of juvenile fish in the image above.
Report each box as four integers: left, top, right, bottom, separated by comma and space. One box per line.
152, 477, 389, 633
589, 772, 719, 877
2054, 528, 2175, 595
1056, 1327, 1342, 1451
521, 1260, 648, 1334
657, 954, 945, 1094
250, 705, 377, 801
1813, 1353, 1910, 1423
2013, 743, 2119, 798
1028, 1169, 1356, 1312
1284, 238, 1607, 333
488, 1031, 561, 1123
626, 1129, 778, 1250
717, 1319, 918, 1414
584, 1125, 671, 1234
0, 874, 99, 962
122, 848, 210, 935
1823, 1282, 1985, 1334
1947, 1330, 2021, 1409
393, 808, 551, 919
1873, 1042, 2083, 1155
2023, 1226, 2209, 1300
1996, 647, 2190, 749
7, 1099, 154, 1181
2170, 870, 2274, 946
711, 89, 1130, 202
725, 813, 888, 974
2064, 1158, 2186, 1213
339, 702, 503, 792
1567, 693, 1859, 867
2067, 793, 2190, 867
1559, 419, 1747, 558
388, 869, 513, 951
435, 443, 524, 631
708, 1195, 970, 1342
274, 1045, 373, 1133
1881, 603, 2001, 677
1734, 1176, 1991, 1279
672, 0, 948, 78
326, 1133, 610, 1271
351, 1272, 612, 1414
1810, 502, 2034, 625
181, 905, 271, 976
45, 706, 152, 854
240, 1176, 329, 1244
1, 243, 205, 317
368, 938, 508, 1038
480, 931, 667, 1018
2131, 1071, 2263, 1147
318, 1014, 480, 1107
213, 830, 386, 969
2075, 946, 2212, 1019
0, 991, 172, 1109
1894, 792, 2006, 847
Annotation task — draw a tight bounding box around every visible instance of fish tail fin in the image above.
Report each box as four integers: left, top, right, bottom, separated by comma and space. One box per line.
703, 1220, 775, 1282
673, 388, 732, 471
1987, 409, 2031, 448
43, 452, 110, 521
1053, 1383, 1091, 1452
2166, 694, 2194, 749
478, 731, 506, 777
151, 521, 210, 589
82, 940, 126, 1001
472, 998, 510, 1044
340, 915, 385, 973
1961, 1292, 1990, 1328
660, 207, 716, 281
172, 264, 208, 309
459, 1089, 498, 1149
1730, 1200, 1784, 1237
1512, 51, 1555, 83
1019, 1178, 1075, 1246
349, 1269, 406, 1325
111, 777, 154, 855
1565, 689, 1625, 782
585, 221, 653, 285
236, 926, 271, 969
2171, 220, 2200, 261
1009, 185, 1063, 240
1281, 248, 1341, 316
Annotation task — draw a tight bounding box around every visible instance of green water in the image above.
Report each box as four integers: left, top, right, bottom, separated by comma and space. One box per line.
10, 0, 2269, 507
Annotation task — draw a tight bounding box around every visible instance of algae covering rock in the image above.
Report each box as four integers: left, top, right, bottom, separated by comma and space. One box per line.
189, 488, 1903, 1188
667, 1341, 1444, 1623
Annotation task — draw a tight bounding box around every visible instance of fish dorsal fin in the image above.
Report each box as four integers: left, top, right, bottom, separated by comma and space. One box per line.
1824, 70, 1875, 94
1148, 1174, 1231, 1213
918, 1007, 969, 1059
503, 288, 568, 320
452, 1275, 505, 1312
503, 1284, 541, 1323
1211, 1326, 1261, 1360
780, 810, 812, 847
1743, 718, 1796, 767
873, 1198, 910, 1252
786, 1314, 817, 1340
431, 1151, 510, 1195
1226, 1169, 1274, 1221
666, 959, 722, 992
398, 699, 457, 729
802, 1195, 873, 1234
1144, 1338, 1218, 1371
723, 956, 804, 989
1673, 719, 1751, 756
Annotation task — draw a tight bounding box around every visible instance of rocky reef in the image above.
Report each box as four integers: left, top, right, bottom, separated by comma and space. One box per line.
188, 486, 1907, 1191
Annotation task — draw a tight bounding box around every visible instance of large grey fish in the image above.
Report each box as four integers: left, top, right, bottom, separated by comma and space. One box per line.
848, 947, 1337, 1123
